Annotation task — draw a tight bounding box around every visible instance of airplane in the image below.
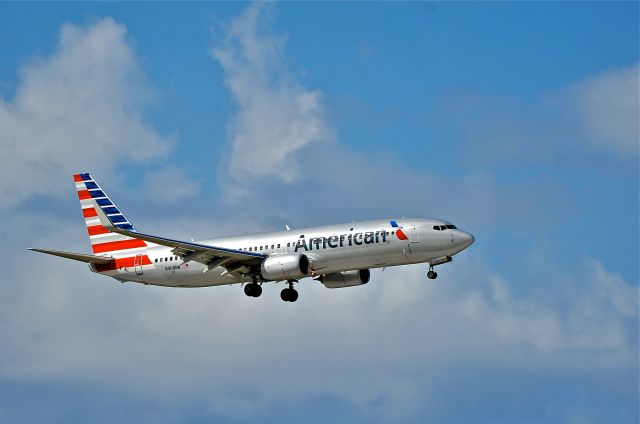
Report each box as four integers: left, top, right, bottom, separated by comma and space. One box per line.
29, 173, 475, 302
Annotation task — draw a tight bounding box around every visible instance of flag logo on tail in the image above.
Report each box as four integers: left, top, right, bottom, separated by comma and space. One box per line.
73, 173, 148, 257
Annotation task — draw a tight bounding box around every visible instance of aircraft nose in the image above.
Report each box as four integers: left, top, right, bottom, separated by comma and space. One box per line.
456, 230, 475, 249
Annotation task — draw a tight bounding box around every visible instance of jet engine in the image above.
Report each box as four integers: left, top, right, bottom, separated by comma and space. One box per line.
320, 269, 370, 288
261, 254, 310, 281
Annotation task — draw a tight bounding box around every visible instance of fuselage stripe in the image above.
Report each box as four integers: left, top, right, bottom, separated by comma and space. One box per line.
94, 255, 153, 272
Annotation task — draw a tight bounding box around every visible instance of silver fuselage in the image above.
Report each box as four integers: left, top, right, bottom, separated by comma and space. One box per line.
99, 218, 474, 287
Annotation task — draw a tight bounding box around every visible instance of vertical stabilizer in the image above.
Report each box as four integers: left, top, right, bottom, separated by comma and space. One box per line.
73, 173, 148, 257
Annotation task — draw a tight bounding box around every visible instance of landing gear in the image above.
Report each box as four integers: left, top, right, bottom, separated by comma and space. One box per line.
280, 280, 299, 302
244, 278, 262, 297
427, 266, 438, 280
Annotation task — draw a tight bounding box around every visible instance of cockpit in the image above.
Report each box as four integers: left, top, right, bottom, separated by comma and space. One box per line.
433, 224, 457, 231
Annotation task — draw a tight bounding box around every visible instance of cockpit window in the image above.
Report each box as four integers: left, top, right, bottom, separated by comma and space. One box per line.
433, 225, 457, 231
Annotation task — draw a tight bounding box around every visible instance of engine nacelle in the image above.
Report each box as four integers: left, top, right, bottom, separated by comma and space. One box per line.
320, 269, 370, 289
261, 254, 310, 281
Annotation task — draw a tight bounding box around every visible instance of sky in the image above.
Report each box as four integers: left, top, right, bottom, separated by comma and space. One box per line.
0, 2, 638, 423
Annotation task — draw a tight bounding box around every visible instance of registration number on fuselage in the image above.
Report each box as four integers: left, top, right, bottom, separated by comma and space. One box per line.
164, 264, 187, 272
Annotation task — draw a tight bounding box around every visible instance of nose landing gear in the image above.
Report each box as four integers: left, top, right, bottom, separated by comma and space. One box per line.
426, 256, 452, 279
426, 266, 438, 280
280, 280, 299, 302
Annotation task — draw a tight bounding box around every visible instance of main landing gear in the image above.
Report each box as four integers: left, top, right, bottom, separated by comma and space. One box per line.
427, 266, 438, 280
244, 277, 262, 298
280, 280, 299, 303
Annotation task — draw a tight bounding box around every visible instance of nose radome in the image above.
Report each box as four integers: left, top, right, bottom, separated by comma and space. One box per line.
455, 230, 475, 249
462, 231, 475, 248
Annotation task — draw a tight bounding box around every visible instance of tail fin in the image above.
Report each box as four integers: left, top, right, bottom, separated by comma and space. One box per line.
73, 173, 148, 257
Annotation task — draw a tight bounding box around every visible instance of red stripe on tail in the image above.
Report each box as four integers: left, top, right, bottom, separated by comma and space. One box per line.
82, 208, 97, 218
87, 225, 110, 236
92, 239, 147, 254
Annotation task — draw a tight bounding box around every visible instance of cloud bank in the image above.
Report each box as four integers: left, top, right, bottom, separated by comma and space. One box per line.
570, 63, 639, 156
0, 18, 170, 208
211, 4, 330, 200
1, 238, 636, 422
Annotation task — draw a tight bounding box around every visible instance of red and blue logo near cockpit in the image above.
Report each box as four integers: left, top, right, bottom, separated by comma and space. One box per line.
390, 220, 408, 240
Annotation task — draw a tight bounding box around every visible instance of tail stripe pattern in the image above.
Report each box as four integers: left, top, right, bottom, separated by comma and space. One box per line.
73, 173, 149, 257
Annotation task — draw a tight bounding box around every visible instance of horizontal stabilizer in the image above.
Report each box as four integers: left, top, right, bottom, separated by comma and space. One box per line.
28, 248, 114, 264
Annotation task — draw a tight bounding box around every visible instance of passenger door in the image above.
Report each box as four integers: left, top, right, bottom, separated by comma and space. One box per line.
134, 254, 144, 275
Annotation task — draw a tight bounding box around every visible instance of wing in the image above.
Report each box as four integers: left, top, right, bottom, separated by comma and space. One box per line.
92, 199, 265, 276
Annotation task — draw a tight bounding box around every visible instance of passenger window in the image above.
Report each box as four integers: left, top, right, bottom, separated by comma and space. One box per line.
271, 245, 274, 249
287, 243, 290, 247
278, 244, 281, 248
154, 259, 158, 263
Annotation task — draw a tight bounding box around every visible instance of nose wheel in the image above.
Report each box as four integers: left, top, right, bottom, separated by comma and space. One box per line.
427, 266, 438, 280
280, 280, 299, 302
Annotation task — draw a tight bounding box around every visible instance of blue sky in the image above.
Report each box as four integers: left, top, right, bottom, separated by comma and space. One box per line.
0, 2, 638, 423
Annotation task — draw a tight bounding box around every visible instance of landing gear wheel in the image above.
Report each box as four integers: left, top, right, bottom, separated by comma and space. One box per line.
244, 283, 262, 297
427, 270, 438, 280
280, 287, 299, 302
289, 288, 298, 302
280, 288, 289, 301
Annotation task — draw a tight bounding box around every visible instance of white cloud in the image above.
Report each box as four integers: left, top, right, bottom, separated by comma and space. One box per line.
140, 166, 199, 204
440, 63, 639, 167
570, 63, 639, 156
210, 3, 331, 200
0, 18, 170, 208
